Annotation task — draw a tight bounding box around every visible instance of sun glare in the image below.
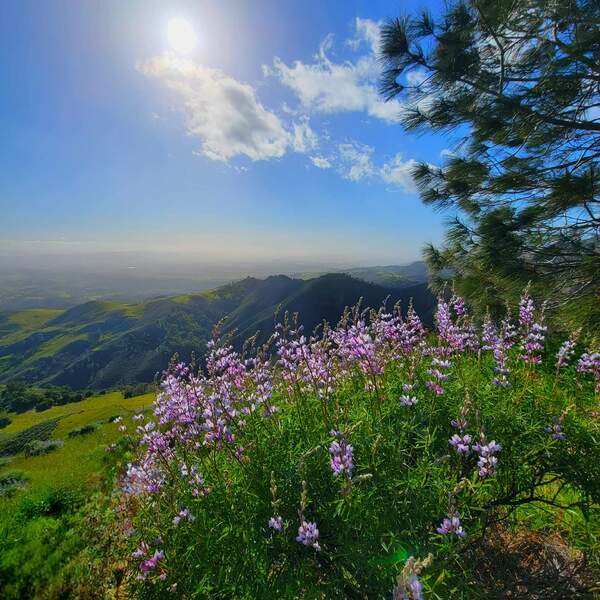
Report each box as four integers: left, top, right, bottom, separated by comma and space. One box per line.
167, 18, 197, 54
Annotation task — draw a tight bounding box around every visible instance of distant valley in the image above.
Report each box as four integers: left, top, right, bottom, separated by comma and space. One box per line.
0, 271, 434, 391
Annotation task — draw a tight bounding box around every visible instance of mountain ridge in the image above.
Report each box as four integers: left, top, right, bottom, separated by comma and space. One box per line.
0, 273, 434, 390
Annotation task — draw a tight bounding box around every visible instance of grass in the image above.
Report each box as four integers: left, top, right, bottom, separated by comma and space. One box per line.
0, 389, 156, 600
0, 391, 153, 494
0, 303, 143, 352
0, 309, 64, 347
96, 300, 145, 318
6, 309, 64, 329
30, 333, 89, 359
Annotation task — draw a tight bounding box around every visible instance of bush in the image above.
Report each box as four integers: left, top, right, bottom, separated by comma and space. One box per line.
17, 487, 82, 520
0, 487, 86, 599
123, 383, 154, 399
0, 472, 29, 497
67, 423, 99, 438
23, 438, 64, 457
114, 293, 600, 598
0, 419, 59, 456
0, 383, 88, 414
0, 416, 11, 429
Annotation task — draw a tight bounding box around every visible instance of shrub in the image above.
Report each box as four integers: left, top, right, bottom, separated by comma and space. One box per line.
23, 438, 64, 457
0, 419, 59, 456
112, 292, 600, 598
17, 487, 82, 520
0, 487, 86, 599
67, 423, 99, 438
0, 416, 11, 429
0, 472, 29, 497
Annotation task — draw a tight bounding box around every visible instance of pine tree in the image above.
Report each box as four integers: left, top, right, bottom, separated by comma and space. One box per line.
380, 0, 600, 327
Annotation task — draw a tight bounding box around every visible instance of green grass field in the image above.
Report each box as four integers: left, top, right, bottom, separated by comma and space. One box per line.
0, 390, 154, 495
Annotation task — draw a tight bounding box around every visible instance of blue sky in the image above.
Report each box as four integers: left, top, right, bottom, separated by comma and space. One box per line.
0, 0, 453, 267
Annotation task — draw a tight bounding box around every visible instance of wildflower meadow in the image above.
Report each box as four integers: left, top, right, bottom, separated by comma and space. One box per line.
111, 291, 600, 598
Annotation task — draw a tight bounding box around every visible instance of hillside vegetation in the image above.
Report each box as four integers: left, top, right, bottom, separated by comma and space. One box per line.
0, 274, 433, 391
0, 389, 154, 599
95, 291, 597, 599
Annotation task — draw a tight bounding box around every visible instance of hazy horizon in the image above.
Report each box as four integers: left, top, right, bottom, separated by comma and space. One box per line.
0, 248, 427, 311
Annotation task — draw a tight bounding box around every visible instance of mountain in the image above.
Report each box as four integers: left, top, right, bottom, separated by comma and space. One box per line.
343, 262, 429, 288
0, 274, 434, 391
294, 262, 429, 289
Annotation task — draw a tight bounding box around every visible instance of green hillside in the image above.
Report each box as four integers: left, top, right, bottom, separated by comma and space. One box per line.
0, 390, 153, 494
0, 274, 434, 391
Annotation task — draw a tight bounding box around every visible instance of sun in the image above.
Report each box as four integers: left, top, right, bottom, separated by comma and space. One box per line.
167, 18, 197, 54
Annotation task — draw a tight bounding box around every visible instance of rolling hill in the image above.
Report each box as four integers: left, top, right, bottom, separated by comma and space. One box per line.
0, 274, 434, 390
294, 261, 429, 289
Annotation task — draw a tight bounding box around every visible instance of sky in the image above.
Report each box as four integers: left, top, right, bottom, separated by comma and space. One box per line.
0, 0, 454, 268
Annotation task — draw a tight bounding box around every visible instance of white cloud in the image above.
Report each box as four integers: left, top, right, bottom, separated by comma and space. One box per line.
292, 117, 318, 153
348, 17, 381, 55
332, 143, 418, 192
138, 55, 291, 162
338, 142, 375, 181
380, 154, 418, 192
265, 19, 402, 124
310, 156, 332, 169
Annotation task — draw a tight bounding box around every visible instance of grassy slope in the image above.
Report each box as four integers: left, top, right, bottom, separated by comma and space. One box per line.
0, 390, 155, 600
0, 309, 64, 347
0, 275, 435, 391
0, 390, 153, 494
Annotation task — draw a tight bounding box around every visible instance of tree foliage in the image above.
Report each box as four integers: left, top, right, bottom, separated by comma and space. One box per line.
380, 0, 600, 328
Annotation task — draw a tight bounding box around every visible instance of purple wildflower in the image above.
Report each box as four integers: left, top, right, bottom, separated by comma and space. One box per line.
473, 440, 501, 478
577, 350, 600, 393
139, 549, 164, 574
481, 315, 499, 351
449, 433, 472, 454
556, 333, 578, 370
268, 516, 283, 531
172, 508, 195, 527
436, 514, 466, 538
400, 394, 418, 407
451, 418, 469, 430
296, 520, 320, 551
405, 576, 423, 600
492, 345, 511, 388
545, 420, 566, 441
329, 431, 354, 478
392, 555, 432, 600
518, 291, 546, 365
426, 356, 452, 395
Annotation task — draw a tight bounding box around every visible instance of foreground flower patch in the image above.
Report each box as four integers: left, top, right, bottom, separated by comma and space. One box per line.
113, 292, 600, 598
